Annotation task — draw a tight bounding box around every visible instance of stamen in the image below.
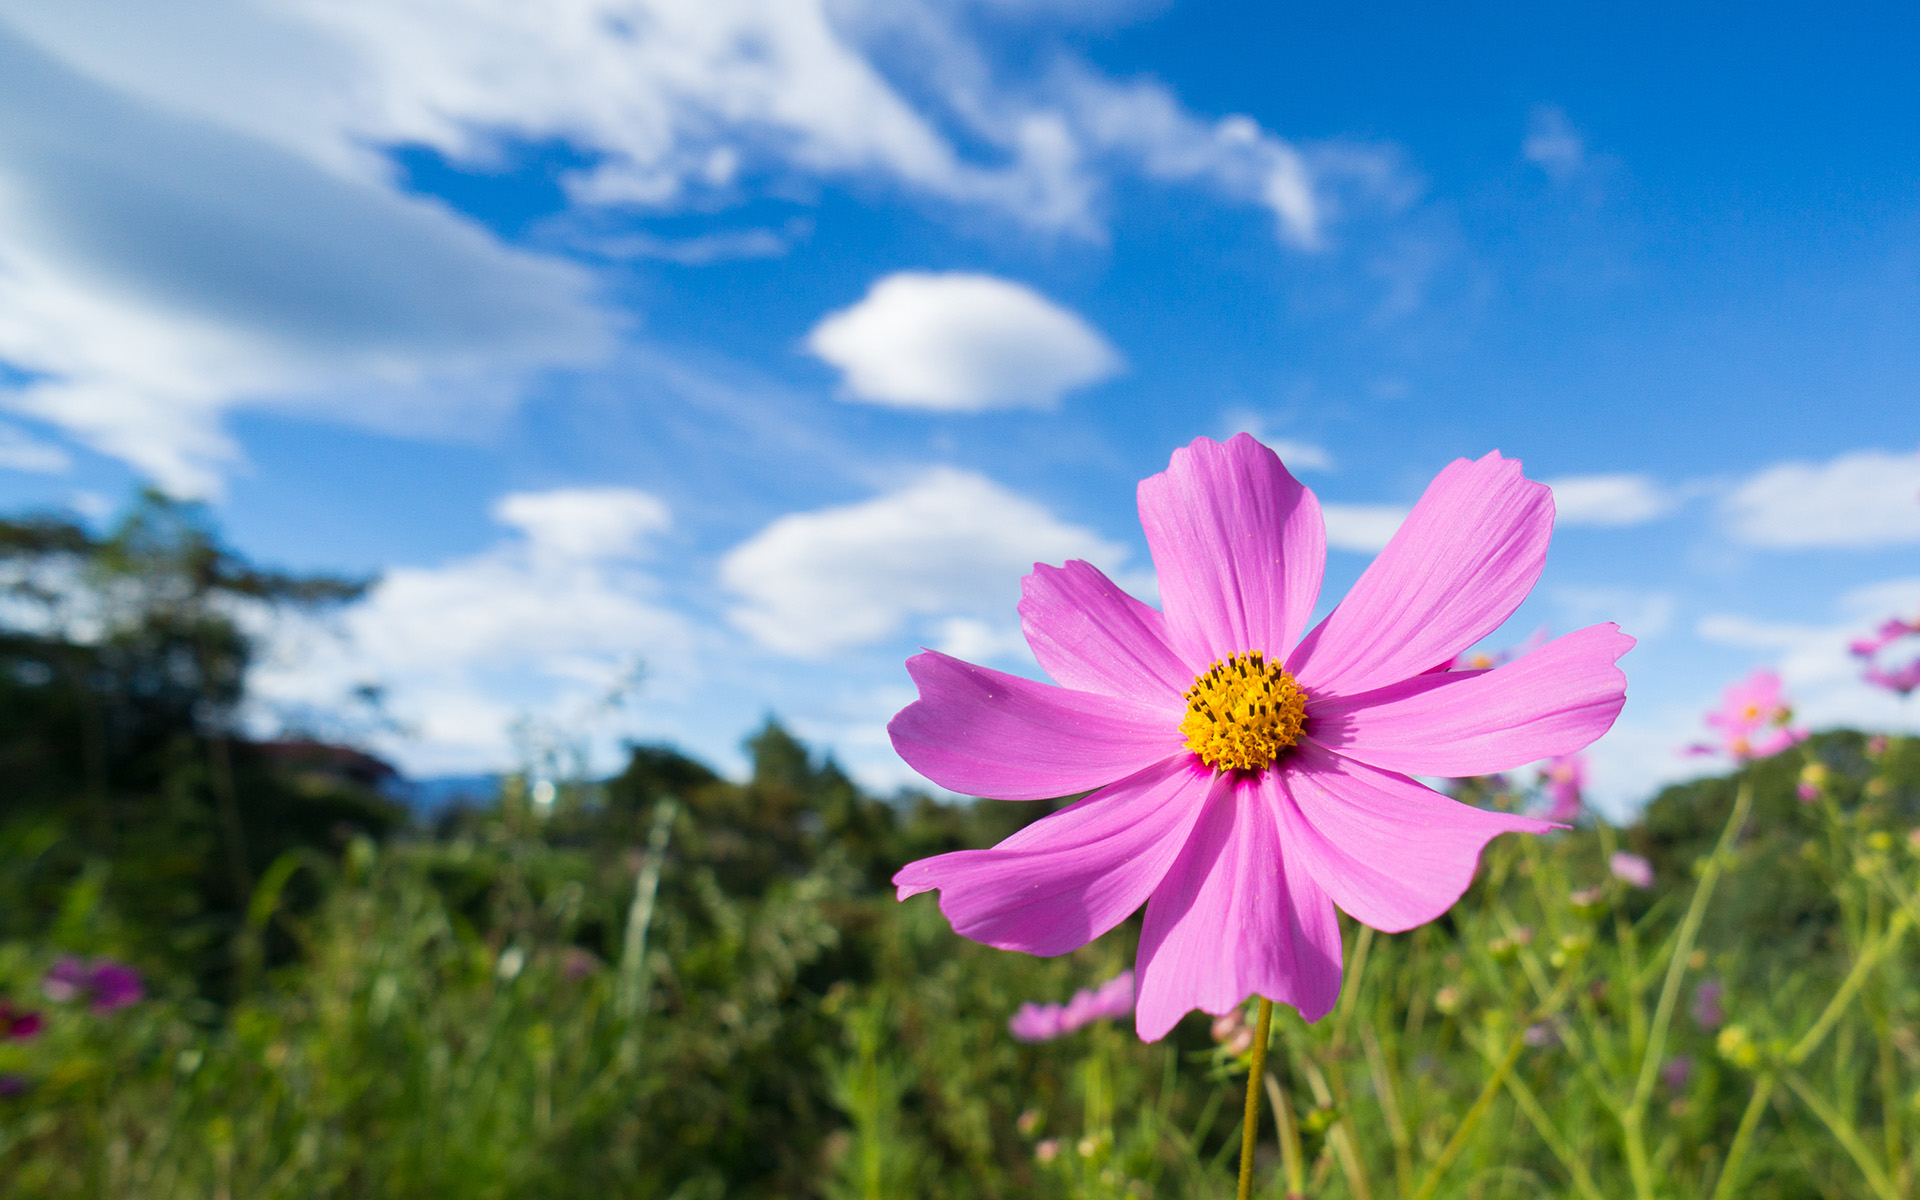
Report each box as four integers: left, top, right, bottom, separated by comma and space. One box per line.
1178, 652, 1308, 773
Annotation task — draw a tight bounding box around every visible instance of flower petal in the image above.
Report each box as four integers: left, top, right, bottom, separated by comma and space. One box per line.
1134, 772, 1342, 1040
1274, 741, 1549, 933
1308, 623, 1635, 777
890, 651, 1185, 799
1137, 433, 1326, 667
1288, 451, 1553, 696
895, 756, 1211, 957
1020, 560, 1191, 704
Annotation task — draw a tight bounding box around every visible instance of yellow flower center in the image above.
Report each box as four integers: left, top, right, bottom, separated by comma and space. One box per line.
1178, 651, 1309, 773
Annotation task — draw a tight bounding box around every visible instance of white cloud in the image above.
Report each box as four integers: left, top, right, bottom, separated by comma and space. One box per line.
1721, 448, 1920, 548
0, 1, 1415, 490
1523, 105, 1584, 179
492, 487, 671, 560
721, 466, 1128, 657
1547, 473, 1678, 527
807, 272, 1121, 411
251, 486, 691, 774
0, 1, 1359, 247
0, 24, 611, 495
0, 423, 70, 473
1321, 503, 1407, 553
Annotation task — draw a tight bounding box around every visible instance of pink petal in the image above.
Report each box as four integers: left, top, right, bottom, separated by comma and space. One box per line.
1272, 742, 1548, 933
890, 651, 1184, 800
1309, 623, 1635, 777
1288, 452, 1553, 697
894, 756, 1212, 956
1136, 433, 1325, 667
1133, 772, 1342, 1040
1020, 560, 1192, 703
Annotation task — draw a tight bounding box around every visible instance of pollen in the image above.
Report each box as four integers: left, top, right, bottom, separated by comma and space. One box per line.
1178, 651, 1309, 773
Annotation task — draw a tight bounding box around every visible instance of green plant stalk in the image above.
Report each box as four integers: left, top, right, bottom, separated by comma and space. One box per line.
1412, 1020, 1526, 1200
1788, 908, 1910, 1067
617, 796, 678, 1027
1359, 1021, 1413, 1198
1237, 998, 1275, 1200
1707, 1072, 1776, 1200
1622, 775, 1755, 1198
1264, 1071, 1307, 1199
1783, 1069, 1903, 1200
1499, 1065, 1606, 1200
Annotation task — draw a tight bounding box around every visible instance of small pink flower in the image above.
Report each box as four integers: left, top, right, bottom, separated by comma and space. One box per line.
1661, 1055, 1693, 1092
0, 999, 41, 1041
1692, 978, 1724, 1030
1537, 754, 1587, 822
1691, 669, 1806, 763
43, 957, 143, 1013
1610, 852, 1654, 890
1008, 970, 1135, 1042
893, 435, 1633, 1040
1796, 783, 1819, 802
1865, 660, 1920, 697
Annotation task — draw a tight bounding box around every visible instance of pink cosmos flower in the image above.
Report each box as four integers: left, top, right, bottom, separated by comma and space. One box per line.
1610, 851, 1655, 890
1691, 978, 1724, 1030
43, 957, 144, 1013
1865, 659, 1920, 698
1537, 754, 1587, 823
891, 435, 1633, 1040
1849, 617, 1918, 659
1008, 969, 1136, 1042
0, 998, 41, 1041
1688, 668, 1806, 762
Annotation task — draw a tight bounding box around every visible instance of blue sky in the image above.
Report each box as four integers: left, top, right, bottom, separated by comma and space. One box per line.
1, 0, 1916, 812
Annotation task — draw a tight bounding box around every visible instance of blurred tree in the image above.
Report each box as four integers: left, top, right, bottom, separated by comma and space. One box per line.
0, 491, 402, 988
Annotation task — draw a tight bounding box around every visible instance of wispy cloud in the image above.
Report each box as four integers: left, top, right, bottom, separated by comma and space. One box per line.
1523, 105, 1585, 180
0, 25, 611, 495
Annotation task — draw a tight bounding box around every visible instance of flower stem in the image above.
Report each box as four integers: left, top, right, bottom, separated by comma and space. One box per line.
1238, 997, 1275, 1200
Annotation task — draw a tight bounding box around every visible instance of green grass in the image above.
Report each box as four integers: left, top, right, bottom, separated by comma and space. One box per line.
2, 730, 1918, 1199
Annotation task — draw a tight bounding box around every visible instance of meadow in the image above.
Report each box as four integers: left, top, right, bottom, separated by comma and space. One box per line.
3, 498, 1919, 1199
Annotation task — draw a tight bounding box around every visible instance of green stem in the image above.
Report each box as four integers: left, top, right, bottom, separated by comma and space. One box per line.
1412, 1022, 1527, 1200
1500, 1067, 1607, 1200
1631, 777, 1752, 1115
1788, 909, 1911, 1066
1782, 1070, 1903, 1200
1708, 1073, 1774, 1200
1238, 998, 1275, 1200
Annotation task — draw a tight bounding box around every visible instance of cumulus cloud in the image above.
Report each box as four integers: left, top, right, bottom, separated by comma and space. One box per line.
806, 272, 1121, 411
1547, 473, 1679, 527
1321, 503, 1407, 553
0, 25, 611, 494
492, 487, 671, 559
251, 486, 690, 773
1721, 448, 1920, 548
721, 466, 1129, 657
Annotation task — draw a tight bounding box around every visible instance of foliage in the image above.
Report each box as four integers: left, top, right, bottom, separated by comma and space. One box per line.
5, 497, 1920, 1197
